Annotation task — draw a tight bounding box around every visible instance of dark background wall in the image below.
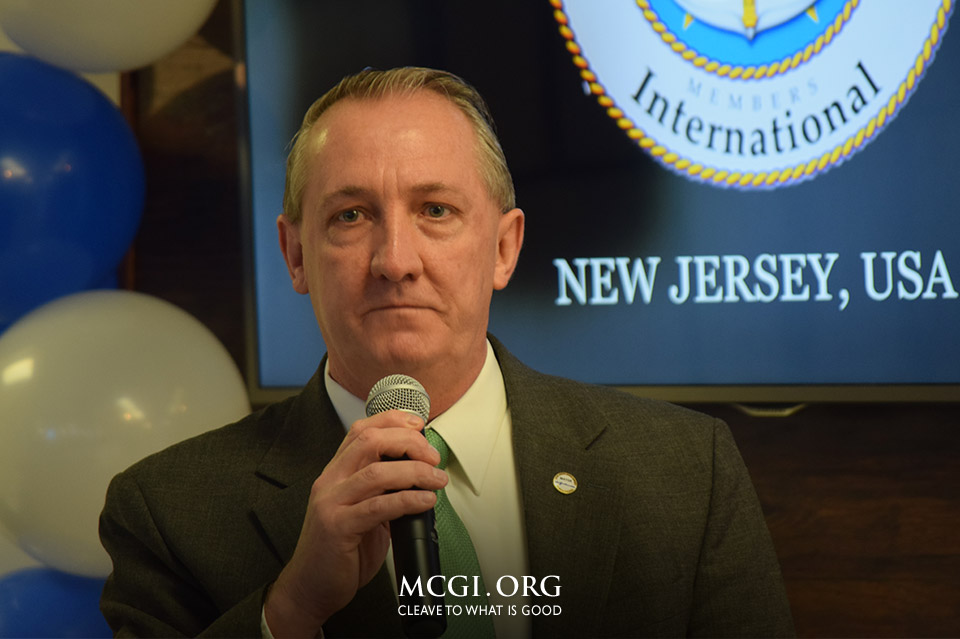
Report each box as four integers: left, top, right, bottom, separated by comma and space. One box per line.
124, 2, 959, 635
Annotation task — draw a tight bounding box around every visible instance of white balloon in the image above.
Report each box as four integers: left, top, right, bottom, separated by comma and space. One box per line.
0, 0, 218, 72
0, 290, 250, 577
0, 528, 41, 578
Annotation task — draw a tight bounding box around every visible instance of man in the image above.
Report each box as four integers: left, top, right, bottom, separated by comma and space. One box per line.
100, 67, 794, 637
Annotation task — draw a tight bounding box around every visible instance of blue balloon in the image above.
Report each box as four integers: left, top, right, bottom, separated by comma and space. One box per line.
0, 52, 144, 331
0, 567, 112, 638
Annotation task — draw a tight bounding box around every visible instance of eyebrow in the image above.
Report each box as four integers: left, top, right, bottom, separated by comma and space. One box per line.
317, 182, 468, 210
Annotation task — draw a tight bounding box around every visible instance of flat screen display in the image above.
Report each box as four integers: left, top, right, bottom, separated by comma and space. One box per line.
238, 0, 959, 403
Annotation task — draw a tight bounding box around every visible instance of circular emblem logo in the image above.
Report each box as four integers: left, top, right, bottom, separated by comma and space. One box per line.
552, 0, 953, 189
552, 472, 578, 494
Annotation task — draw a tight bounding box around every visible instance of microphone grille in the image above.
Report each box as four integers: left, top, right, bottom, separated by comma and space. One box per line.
364, 374, 430, 422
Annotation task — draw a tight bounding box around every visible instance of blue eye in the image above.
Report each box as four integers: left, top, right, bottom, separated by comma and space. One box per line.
426, 204, 449, 218
338, 209, 361, 223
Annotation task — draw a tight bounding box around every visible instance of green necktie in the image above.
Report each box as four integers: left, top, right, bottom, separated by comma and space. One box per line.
425, 428, 496, 638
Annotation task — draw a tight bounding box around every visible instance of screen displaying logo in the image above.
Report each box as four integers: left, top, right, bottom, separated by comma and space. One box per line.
552, 0, 953, 189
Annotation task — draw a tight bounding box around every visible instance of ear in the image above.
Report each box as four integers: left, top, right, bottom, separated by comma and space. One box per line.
277, 214, 309, 294
493, 208, 525, 290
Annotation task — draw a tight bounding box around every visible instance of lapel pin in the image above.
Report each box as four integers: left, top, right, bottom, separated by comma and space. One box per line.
552, 472, 578, 495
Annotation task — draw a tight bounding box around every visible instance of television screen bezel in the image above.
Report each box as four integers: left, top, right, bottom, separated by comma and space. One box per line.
230, 0, 960, 408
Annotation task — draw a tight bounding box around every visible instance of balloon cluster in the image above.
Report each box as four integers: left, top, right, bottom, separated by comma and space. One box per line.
0, 2, 233, 636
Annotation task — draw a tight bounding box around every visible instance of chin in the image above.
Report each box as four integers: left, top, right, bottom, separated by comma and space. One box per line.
369, 333, 440, 371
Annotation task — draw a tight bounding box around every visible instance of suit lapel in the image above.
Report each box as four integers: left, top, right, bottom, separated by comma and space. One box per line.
494, 339, 623, 637
250, 368, 339, 565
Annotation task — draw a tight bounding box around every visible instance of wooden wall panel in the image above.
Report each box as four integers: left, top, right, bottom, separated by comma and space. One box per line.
715, 403, 960, 637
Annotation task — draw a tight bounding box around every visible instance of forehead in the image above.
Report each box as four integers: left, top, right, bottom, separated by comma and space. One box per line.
305, 91, 482, 184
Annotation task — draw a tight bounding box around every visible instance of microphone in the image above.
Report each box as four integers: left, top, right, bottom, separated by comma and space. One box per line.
365, 375, 446, 638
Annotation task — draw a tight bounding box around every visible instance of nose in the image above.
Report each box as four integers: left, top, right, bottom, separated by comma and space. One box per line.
369, 210, 424, 282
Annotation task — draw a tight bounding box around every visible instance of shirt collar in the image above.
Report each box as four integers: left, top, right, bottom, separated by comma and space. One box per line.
325, 364, 366, 432
324, 340, 507, 496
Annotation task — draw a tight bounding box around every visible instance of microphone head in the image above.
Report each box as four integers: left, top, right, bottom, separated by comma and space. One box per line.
365, 374, 430, 422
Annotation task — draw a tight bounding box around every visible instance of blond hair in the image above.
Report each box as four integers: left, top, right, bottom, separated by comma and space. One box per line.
282, 67, 516, 224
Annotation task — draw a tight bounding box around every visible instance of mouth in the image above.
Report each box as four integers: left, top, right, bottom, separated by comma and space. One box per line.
366, 304, 433, 314
362, 305, 438, 329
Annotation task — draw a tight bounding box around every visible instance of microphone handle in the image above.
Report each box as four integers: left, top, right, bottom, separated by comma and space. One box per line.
391, 507, 446, 638
364, 376, 444, 637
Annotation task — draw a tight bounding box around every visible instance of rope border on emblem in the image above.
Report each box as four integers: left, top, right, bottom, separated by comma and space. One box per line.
550, 0, 954, 188
635, 0, 859, 80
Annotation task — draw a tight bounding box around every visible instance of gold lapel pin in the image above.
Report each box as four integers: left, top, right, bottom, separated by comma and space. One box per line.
552, 472, 578, 495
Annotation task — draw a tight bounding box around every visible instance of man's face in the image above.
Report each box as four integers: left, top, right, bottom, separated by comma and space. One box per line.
278, 91, 524, 400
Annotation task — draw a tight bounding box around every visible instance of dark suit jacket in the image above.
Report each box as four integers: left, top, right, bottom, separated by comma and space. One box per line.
100, 337, 794, 637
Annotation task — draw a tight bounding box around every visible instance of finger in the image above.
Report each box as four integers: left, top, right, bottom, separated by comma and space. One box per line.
332, 418, 440, 474
340, 488, 440, 535
344, 410, 425, 444
334, 411, 426, 459
334, 459, 447, 506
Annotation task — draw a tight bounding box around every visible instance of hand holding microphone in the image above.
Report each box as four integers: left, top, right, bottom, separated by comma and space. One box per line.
264, 376, 446, 638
